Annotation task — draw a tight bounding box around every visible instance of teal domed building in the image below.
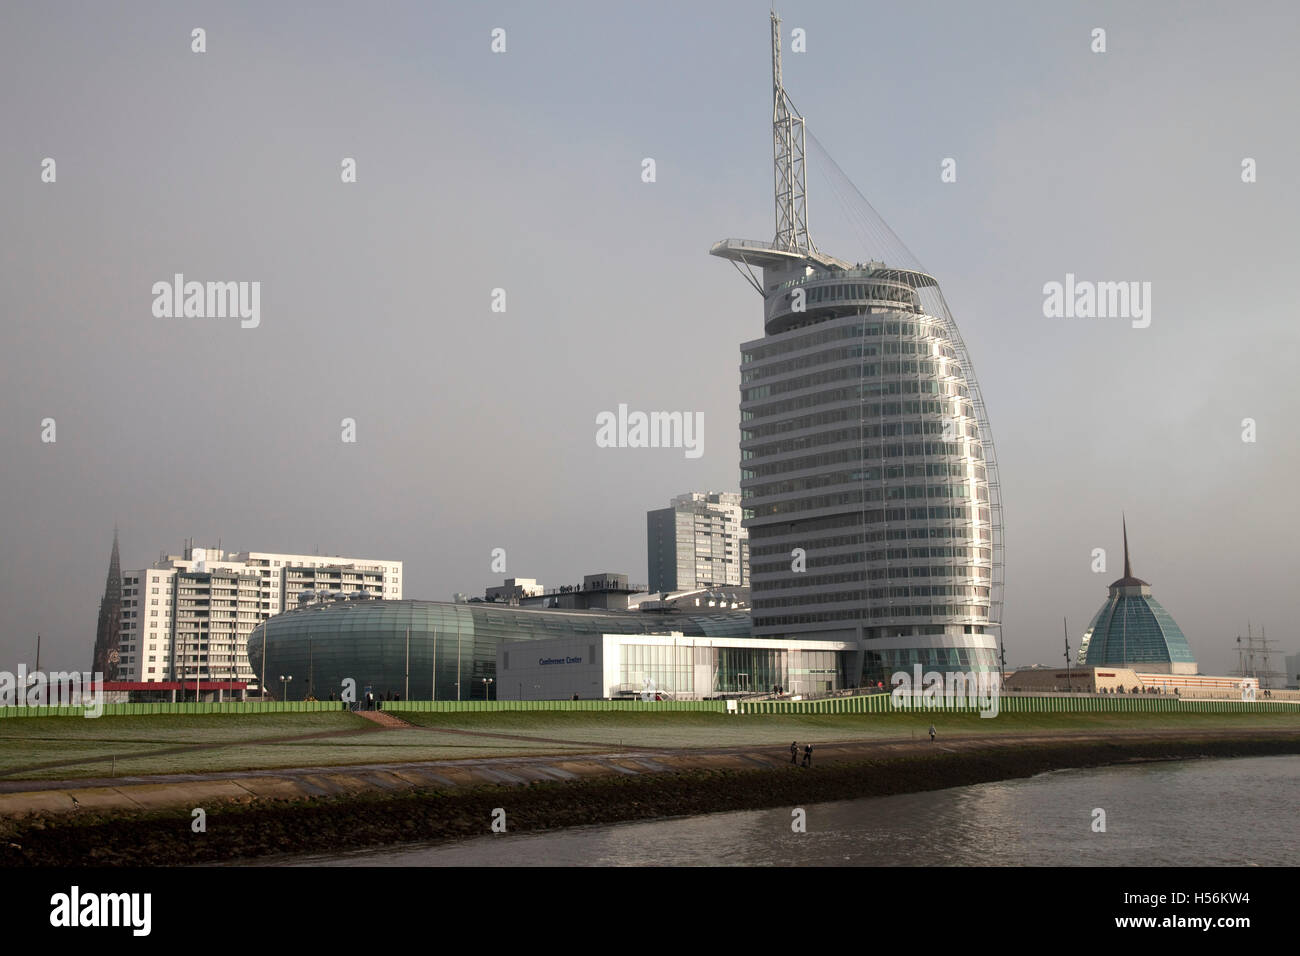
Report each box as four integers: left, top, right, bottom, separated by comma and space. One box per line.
1077, 521, 1197, 674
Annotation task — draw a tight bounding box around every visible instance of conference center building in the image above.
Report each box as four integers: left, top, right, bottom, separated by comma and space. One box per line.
247, 597, 756, 701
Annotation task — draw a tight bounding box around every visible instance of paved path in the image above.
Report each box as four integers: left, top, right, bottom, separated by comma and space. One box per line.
0, 717, 649, 780
2, 727, 1295, 818
354, 710, 414, 730
0, 723, 385, 779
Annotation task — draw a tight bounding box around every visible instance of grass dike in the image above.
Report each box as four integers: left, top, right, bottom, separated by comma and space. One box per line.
1, 716, 1297, 866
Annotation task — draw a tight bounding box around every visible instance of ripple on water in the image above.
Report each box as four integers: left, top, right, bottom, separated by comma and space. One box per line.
268, 754, 1300, 867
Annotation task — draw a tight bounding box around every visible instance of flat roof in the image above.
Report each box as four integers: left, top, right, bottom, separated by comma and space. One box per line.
501, 633, 853, 652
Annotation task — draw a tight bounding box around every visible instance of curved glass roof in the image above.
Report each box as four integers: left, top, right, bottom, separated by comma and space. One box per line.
246, 599, 752, 700
1081, 592, 1196, 666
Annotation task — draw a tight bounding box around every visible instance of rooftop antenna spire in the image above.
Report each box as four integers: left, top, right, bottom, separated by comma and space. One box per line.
771, 10, 815, 253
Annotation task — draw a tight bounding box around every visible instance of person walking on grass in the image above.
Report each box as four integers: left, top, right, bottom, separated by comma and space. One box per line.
802, 743, 813, 767
790, 740, 799, 764
929, 724, 936, 743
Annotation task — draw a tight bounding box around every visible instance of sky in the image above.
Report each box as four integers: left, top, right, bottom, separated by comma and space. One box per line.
1, 1, 1297, 677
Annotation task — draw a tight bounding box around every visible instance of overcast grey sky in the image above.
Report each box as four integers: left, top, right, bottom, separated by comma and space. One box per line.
2, 1, 1297, 676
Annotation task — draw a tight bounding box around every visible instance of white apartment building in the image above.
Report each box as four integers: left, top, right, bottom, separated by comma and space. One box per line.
116, 545, 402, 692
647, 492, 749, 594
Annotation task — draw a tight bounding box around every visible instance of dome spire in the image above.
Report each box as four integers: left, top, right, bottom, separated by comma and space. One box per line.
1109, 513, 1149, 590
1123, 513, 1131, 579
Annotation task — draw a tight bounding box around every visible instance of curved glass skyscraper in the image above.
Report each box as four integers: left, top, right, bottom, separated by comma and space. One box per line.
714, 13, 1004, 687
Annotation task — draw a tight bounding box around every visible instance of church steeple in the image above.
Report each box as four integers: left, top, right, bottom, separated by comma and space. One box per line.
92, 528, 124, 677
105, 526, 122, 593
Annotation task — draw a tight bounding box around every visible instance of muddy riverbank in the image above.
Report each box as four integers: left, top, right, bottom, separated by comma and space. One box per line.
2, 731, 1296, 866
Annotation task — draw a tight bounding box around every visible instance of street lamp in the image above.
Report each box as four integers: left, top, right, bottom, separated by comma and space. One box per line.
481, 677, 494, 700
279, 674, 293, 701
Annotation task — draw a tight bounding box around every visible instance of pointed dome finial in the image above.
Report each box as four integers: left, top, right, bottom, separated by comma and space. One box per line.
1123, 513, 1131, 579
1109, 513, 1149, 589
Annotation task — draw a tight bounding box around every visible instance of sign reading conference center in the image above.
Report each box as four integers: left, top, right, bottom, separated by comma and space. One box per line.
539, 656, 583, 666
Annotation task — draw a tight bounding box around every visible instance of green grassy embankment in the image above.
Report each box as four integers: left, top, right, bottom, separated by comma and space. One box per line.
0, 708, 1295, 782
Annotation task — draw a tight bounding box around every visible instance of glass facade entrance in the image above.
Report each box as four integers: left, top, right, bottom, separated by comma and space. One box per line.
715, 646, 785, 694
615, 643, 846, 697
618, 643, 693, 695
713, 647, 841, 695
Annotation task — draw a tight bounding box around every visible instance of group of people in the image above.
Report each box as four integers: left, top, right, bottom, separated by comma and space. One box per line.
790, 725, 937, 767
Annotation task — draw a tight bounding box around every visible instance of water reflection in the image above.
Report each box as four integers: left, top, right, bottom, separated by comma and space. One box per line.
272, 755, 1298, 867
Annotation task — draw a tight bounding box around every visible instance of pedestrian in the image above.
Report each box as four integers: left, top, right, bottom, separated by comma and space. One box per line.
928, 724, 936, 743
802, 743, 812, 768
790, 740, 798, 764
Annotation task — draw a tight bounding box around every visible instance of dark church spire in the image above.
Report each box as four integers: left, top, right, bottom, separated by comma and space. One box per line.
91, 528, 123, 677
106, 526, 121, 593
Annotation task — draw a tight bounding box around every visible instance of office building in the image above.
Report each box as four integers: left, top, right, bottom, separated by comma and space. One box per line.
647, 492, 749, 593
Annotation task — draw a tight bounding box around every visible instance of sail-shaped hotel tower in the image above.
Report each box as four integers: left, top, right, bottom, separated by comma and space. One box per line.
713, 13, 1004, 687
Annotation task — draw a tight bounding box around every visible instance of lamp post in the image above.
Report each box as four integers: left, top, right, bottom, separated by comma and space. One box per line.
481, 677, 494, 701
279, 674, 293, 701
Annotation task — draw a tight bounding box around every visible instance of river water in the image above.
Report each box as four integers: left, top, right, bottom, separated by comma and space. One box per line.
278, 754, 1298, 867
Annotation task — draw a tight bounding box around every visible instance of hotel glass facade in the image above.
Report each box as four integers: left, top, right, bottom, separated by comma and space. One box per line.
718, 252, 1003, 688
